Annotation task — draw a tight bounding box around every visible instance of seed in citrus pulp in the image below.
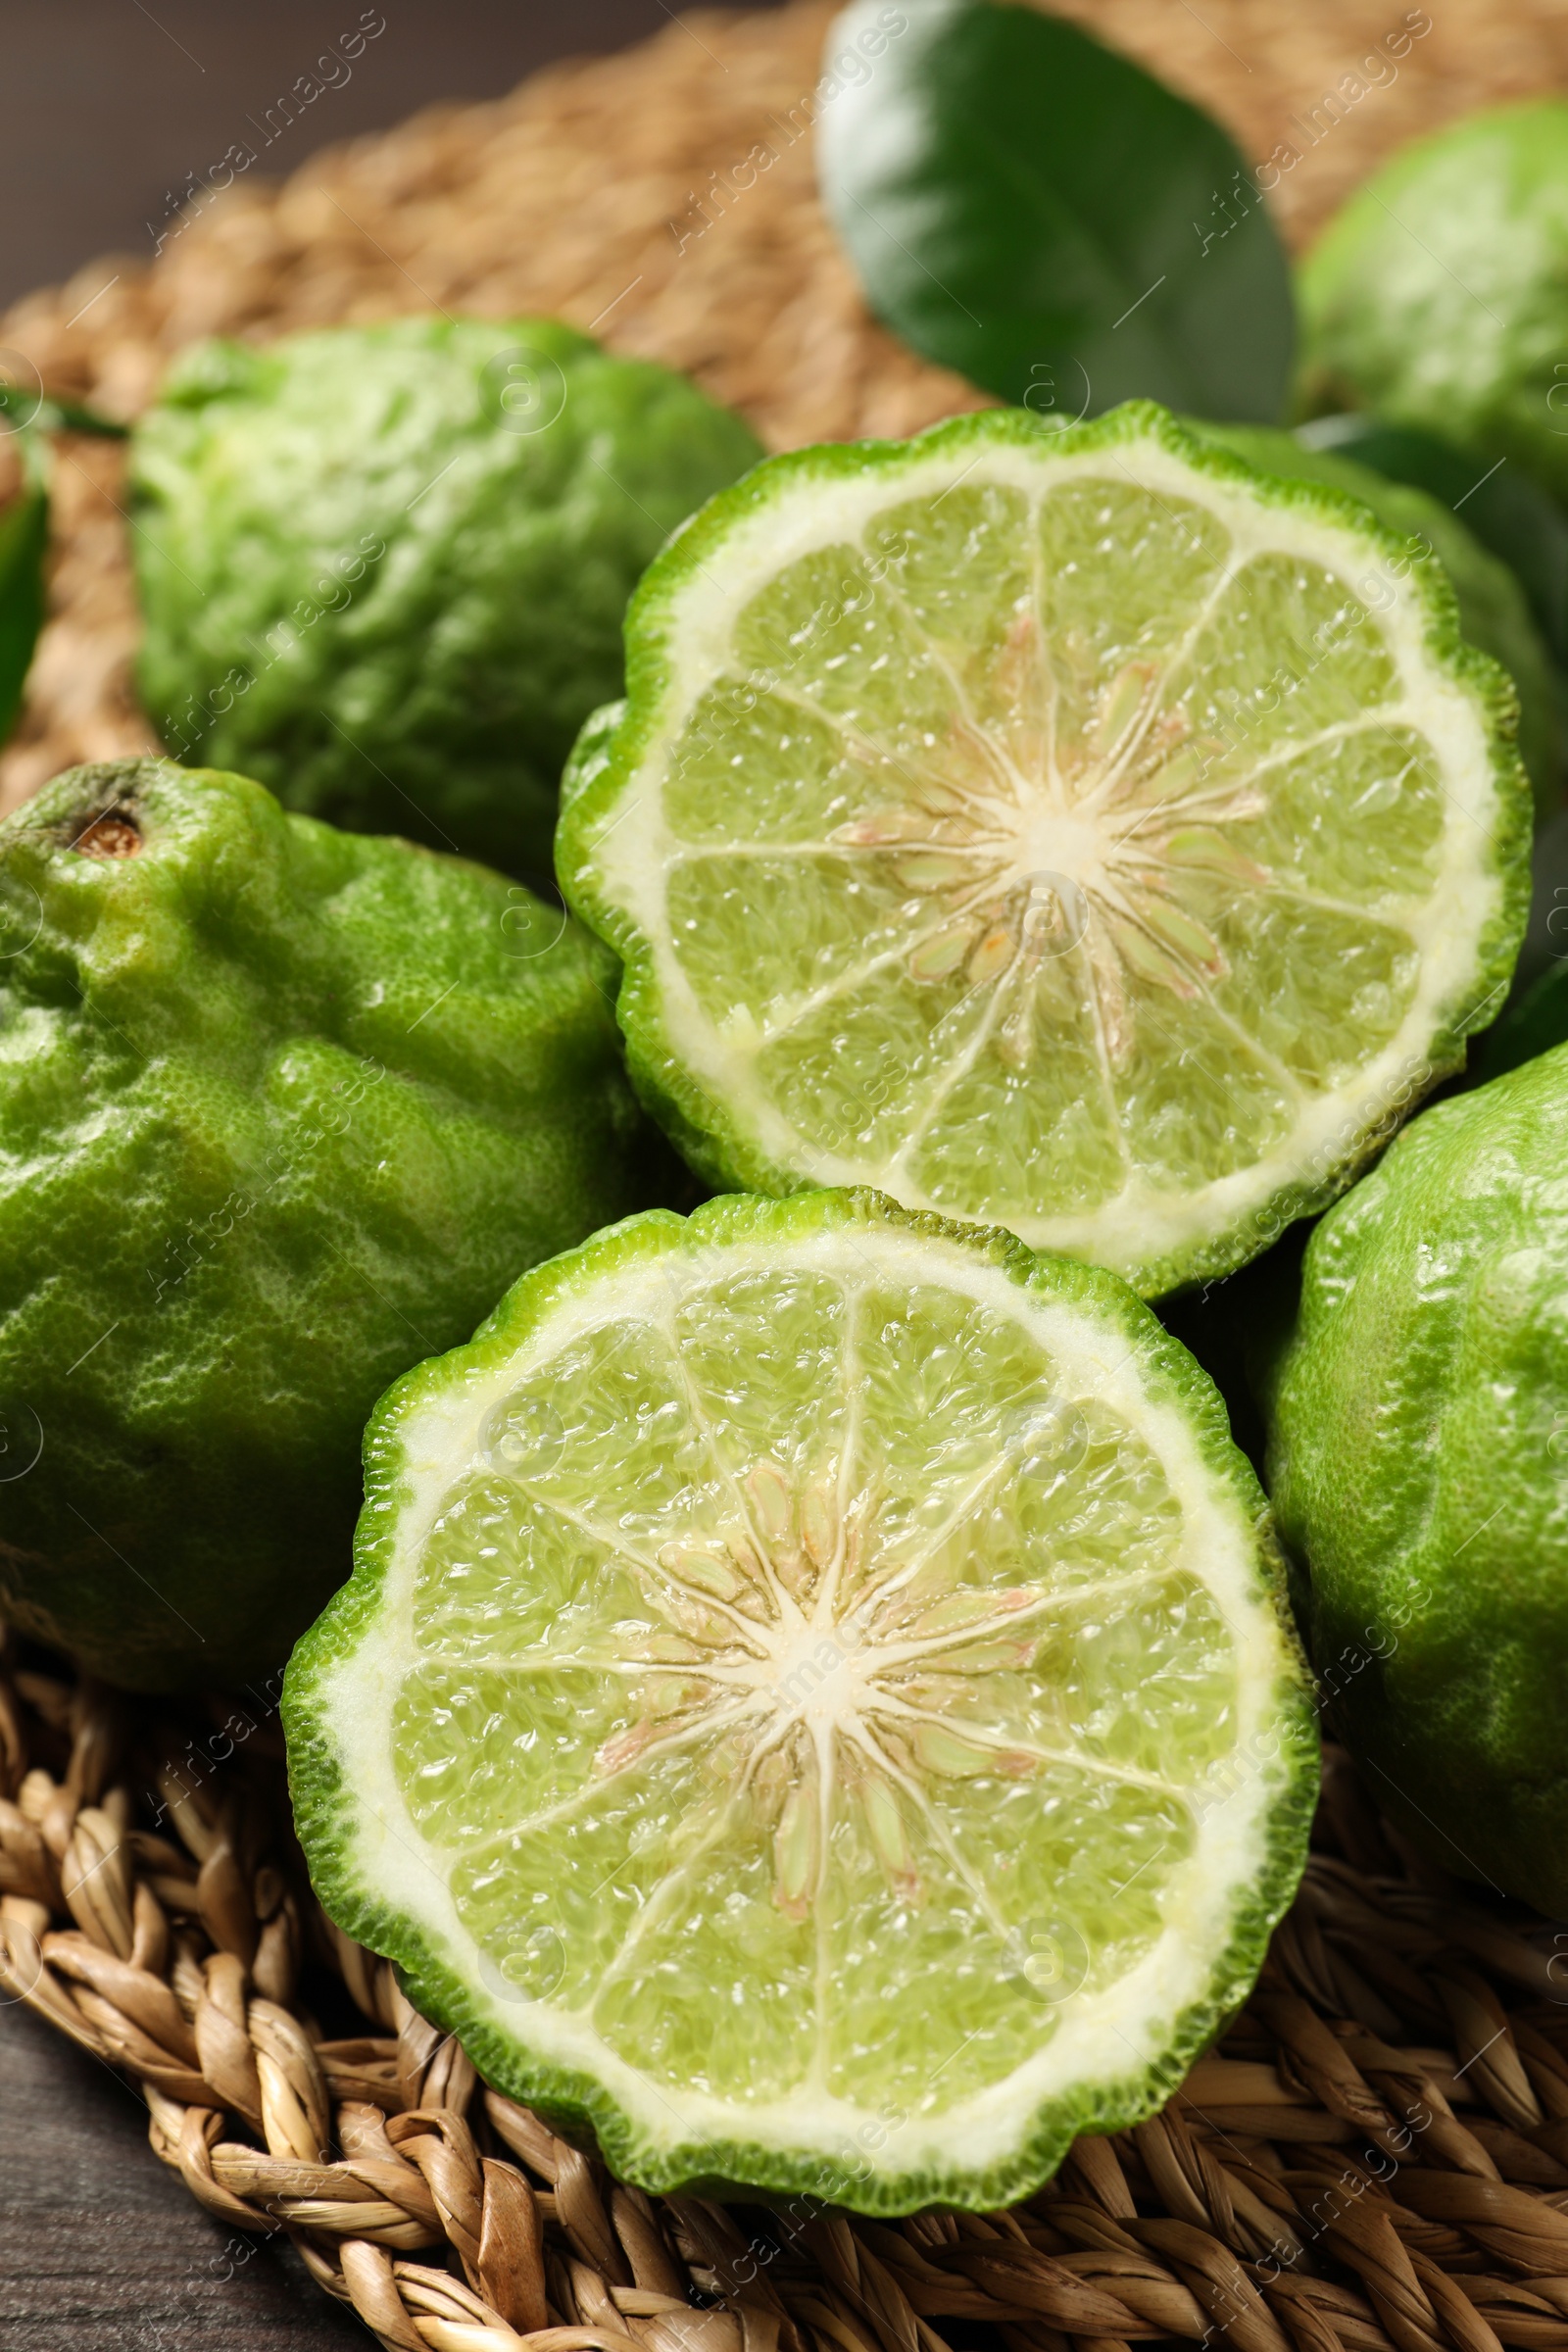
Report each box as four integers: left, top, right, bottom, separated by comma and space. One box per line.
558, 402, 1529, 1298
285, 1187, 1315, 2214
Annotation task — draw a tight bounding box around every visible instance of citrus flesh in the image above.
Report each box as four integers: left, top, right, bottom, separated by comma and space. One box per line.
558, 404, 1529, 1298
1188, 419, 1563, 824
286, 1188, 1315, 2213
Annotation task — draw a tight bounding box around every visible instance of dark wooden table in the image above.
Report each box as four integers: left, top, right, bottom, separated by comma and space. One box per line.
0, 1994, 364, 2348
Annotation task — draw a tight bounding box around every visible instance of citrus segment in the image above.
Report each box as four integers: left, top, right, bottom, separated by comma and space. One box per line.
559, 404, 1529, 1296
286, 1188, 1314, 2213
1185, 417, 1563, 824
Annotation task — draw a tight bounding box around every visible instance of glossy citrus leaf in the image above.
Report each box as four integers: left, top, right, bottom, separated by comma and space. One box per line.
1298, 413, 1568, 675
0, 436, 48, 745
817, 0, 1294, 422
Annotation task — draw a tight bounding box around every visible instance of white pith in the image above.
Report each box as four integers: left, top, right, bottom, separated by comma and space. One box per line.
579, 432, 1511, 1289
312, 1221, 1301, 2187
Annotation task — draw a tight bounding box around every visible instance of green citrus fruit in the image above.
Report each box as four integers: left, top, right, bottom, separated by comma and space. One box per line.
0, 757, 660, 1691
1265, 1043, 1568, 1915
1298, 100, 1568, 511
557, 401, 1530, 1299
284, 1186, 1315, 2214
1190, 419, 1562, 822
129, 318, 763, 879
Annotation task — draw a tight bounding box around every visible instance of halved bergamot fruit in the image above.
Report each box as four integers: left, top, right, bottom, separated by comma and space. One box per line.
284, 1187, 1315, 2214
558, 401, 1530, 1297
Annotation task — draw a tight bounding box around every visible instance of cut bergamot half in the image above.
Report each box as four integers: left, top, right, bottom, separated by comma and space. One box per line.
557, 401, 1530, 1298
284, 1187, 1315, 2214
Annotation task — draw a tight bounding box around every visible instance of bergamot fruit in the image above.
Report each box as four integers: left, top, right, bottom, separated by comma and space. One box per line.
557, 401, 1530, 1299
129, 318, 763, 879
1191, 419, 1562, 822
1265, 1043, 1568, 1916
1298, 100, 1568, 511
284, 1185, 1315, 2215
0, 757, 658, 1691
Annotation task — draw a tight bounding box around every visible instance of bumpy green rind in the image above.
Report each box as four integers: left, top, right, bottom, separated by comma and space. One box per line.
557, 400, 1533, 1301
0, 758, 662, 1690
285, 1184, 1318, 2216
1298, 99, 1568, 510
1265, 1045, 1568, 1914
1189, 419, 1563, 821
129, 318, 763, 879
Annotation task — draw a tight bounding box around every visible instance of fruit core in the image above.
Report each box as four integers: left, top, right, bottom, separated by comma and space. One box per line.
833, 646, 1268, 1071
607, 1455, 1042, 1920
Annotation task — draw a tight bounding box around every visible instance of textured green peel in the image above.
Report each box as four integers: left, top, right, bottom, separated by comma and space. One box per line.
129, 317, 764, 877
0, 757, 659, 1690
1266, 1042, 1568, 1915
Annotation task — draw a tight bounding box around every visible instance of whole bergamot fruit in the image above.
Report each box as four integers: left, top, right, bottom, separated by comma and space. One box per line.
0, 756, 661, 1691
128, 318, 763, 879
1265, 1043, 1568, 1914
1191, 420, 1562, 821
1298, 100, 1568, 511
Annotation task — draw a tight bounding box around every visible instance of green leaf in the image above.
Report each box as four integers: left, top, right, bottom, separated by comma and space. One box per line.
817, 0, 1295, 422
35, 395, 129, 439
1298, 414, 1568, 676
0, 379, 128, 439
0, 436, 49, 744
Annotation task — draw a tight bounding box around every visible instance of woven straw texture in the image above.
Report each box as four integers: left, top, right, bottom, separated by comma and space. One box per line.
6, 0, 1568, 810
6, 1638, 1568, 2352
7, 3, 1568, 2344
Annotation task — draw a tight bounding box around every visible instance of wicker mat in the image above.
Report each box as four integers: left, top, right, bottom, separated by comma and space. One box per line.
6, 0, 1568, 810
5, 1638, 1568, 2352
7, 5, 1568, 2346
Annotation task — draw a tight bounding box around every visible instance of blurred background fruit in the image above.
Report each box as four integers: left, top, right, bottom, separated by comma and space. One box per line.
1298, 100, 1568, 510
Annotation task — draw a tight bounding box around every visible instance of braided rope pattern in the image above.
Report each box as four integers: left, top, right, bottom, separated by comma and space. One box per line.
4, 1646, 1568, 2352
